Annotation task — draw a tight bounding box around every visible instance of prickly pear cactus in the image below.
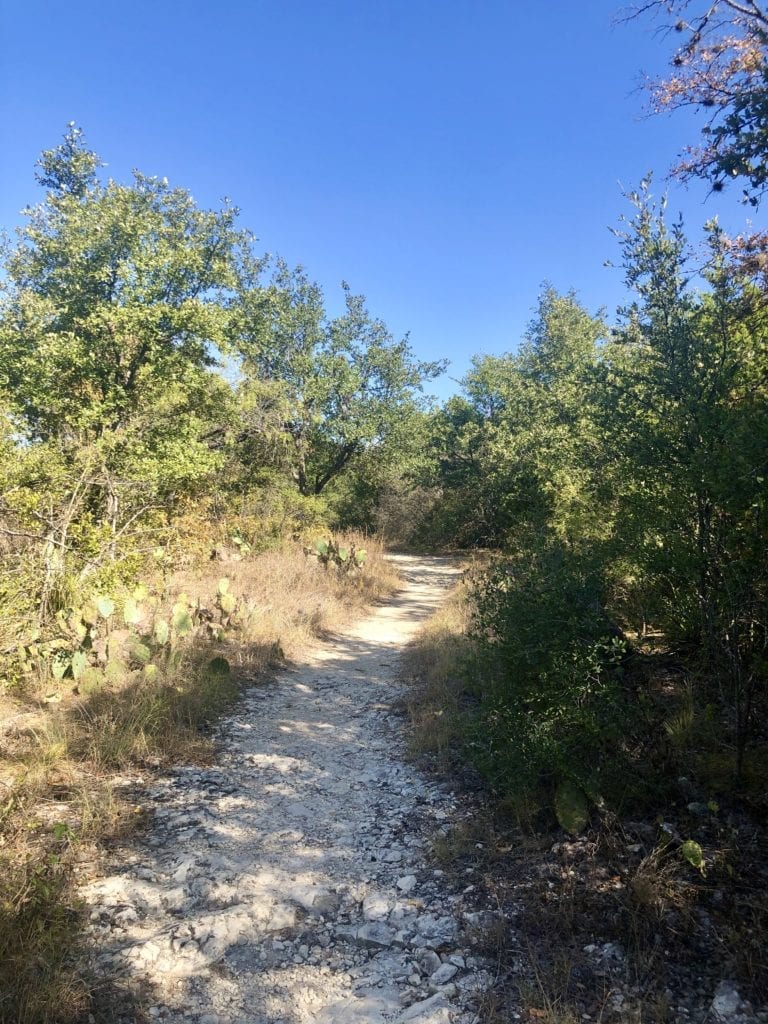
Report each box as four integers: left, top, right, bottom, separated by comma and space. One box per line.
172, 601, 193, 637
554, 780, 590, 834
681, 839, 705, 873
95, 596, 115, 620
122, 598, 142, 626
153, 618, 170, 646
308, 538, 367, 574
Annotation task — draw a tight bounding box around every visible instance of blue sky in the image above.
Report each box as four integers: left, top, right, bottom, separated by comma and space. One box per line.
0, 0, 758, 399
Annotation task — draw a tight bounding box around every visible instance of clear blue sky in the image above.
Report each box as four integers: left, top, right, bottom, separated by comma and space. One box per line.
0, 0, 757, 399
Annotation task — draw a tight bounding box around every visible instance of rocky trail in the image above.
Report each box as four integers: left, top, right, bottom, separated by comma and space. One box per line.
82, 555, 499, 1024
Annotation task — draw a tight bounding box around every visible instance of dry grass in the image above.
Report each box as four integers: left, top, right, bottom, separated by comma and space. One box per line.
516, 956, 592, 1024
402, 556, 484, 760
172, 533, 399, 659
0, 533, 399, 1024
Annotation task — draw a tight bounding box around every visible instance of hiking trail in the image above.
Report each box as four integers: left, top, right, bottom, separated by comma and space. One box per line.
82, 555, 498, 1024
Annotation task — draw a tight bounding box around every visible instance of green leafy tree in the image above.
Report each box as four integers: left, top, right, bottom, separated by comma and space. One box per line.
0, 126, 249, 609
603, 183, 768, 772
235, 260, 445, 497
423, 288, 607, 548
1, 124, 247, 441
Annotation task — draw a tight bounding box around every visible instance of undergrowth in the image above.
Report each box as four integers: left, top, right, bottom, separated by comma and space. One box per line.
404, 559, 768, 1021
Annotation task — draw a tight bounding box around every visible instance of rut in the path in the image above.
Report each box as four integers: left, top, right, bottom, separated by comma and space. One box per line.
82, 556, 498, 1024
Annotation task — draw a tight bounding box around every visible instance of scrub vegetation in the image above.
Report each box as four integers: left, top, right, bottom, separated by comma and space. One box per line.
402, 4, 768, 1015
2, 2, 768, 1019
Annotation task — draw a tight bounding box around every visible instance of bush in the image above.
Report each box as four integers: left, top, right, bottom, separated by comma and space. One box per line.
466, 537, 630, 813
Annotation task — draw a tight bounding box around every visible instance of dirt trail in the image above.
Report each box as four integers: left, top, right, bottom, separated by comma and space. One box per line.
82, 555, 497, 1024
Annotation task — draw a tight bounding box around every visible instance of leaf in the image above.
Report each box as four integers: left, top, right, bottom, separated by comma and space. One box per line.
80, 668, 103, 693
104, 659, 130, 683
143, 664, 159, 681
153, 619, 170, 645
96, 596, 115, 619
354, 549, 367, 565
219, 592, 236, 615
681, 839, 705, 872
129, 642, 152, 665
217, 577, 230, 596
173, 611, 193, 637
45, 636, 70, 652
68, 615, 88, 640
133, 584, 150, 601
172, 604, 193, 637
337, 546, 349, 562
66, 607, 84, 628
50, 658, 68, 680
81, 602, 99, 626
554, 780, 590, 834
314, 539, 329, 556
70, 650, 88, 681
123, 598, 142, 625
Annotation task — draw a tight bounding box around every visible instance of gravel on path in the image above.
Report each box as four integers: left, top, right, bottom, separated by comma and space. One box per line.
82, 555, 498, 1024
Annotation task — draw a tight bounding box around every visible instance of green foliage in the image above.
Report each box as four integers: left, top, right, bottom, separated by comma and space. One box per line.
171, 602, 194, 637
603, 186, 768, 772
0, 127, 424, 679
420, 189, 768, 824
153, 619, 170, 646
122, 598, 142, 625
208, 656, 231, 676
96, 597, 115, 619
0, 128, 247, 643
420, 289, 607, 549
129, 641, 152, 666
554, 781, 590, 835
235, 262, 445, 497
465, 537, 630, 806
308, 537, 367, 574
70, 651, 88, 681
4, 568, 255, 695
681, 838, 705, 873
1, 125, 246, 442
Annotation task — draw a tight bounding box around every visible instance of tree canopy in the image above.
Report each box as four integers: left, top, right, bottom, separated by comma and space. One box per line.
235, 261, 445, 496
631, 0, 768, 204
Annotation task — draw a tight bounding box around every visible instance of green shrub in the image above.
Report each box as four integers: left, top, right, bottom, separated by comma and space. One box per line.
465, 536, 631, 813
